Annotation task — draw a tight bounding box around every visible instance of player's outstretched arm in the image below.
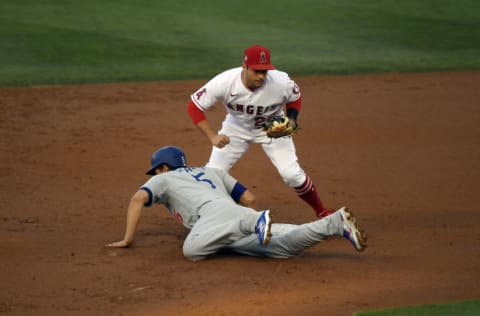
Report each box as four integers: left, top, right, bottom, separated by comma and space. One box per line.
105, 190, 149, 248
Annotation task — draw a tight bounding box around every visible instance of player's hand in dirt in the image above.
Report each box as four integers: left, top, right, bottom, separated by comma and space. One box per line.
105, 240, 131, 248
211, 134, 230, 148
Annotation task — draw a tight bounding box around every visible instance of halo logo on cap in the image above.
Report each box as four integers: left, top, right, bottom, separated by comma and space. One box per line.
243, 45, 275, 70
259, 51, 267, 64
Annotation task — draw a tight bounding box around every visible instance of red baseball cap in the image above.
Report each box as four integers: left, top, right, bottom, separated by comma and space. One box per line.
243, 45, 275, 70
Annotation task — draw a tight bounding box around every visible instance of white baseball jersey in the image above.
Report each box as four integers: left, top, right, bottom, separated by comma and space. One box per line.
191, 67, 301, 131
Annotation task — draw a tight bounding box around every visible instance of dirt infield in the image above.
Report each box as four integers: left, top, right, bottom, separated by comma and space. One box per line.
1, 71, 479, 316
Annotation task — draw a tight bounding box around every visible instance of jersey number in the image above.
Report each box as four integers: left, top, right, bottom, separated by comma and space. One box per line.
191, 172, 216, 189
254, 117, 266, 129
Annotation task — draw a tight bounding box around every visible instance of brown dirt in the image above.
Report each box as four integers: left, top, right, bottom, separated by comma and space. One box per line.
1, 71, 479, 316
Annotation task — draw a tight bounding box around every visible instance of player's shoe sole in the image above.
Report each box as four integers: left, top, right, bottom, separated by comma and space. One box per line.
340, 207, 367, 252
255, 210, 272, 246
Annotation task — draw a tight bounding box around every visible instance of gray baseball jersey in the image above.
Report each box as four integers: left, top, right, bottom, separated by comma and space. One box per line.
139, 166, 345, 261
140, 166, 246, 229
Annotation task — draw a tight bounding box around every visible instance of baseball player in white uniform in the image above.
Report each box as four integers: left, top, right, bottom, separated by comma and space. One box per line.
105, 146, 367, 261
187, 45, 332, 218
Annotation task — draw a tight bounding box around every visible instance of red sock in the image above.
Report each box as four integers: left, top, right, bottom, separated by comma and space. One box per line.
294, 176, 331, 217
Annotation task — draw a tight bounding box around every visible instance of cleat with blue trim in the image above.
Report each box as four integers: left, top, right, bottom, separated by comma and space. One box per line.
255, 210, 272, 246
340, 207, 367, 252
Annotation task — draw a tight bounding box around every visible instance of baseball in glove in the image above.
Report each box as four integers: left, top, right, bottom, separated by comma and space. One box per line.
263, 116, 298, 138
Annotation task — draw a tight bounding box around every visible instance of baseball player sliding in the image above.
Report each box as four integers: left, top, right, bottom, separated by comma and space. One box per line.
187, 44, 332, 218
106, 146, 367, 261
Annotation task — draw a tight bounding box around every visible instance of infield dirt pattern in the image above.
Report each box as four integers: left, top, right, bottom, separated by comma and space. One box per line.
1, 71, 479, 316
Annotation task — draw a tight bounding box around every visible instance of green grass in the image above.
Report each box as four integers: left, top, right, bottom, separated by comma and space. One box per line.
354, 300, 480, 316
1, 0, 479, 86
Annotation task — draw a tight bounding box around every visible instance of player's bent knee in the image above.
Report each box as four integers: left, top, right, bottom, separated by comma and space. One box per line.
183, 243, 207, 261
184, 254, 205, 262
278, 168, 304, 187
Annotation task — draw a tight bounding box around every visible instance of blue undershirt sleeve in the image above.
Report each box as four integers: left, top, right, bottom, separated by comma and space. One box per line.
140, 187, 153, 207
231, 182, 247, 203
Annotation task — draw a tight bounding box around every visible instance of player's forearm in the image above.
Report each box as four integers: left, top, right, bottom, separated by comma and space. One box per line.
187, 100, 223, 144
196, 120, 218, 141
122, 195, 145, 244
286, 96, 301, 123
195, 120, 230, 148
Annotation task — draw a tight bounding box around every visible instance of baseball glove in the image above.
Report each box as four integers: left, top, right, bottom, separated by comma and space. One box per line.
263, 116, 298, 138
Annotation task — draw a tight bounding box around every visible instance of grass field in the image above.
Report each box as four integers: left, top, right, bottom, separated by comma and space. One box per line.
1, 1, 479, 86
354, 300, 480, 316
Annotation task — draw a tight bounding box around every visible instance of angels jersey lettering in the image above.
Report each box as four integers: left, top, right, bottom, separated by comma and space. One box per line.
191, 68, 300, 130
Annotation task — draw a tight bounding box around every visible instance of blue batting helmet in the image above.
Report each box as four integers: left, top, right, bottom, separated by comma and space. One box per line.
146, 146, 187, 175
